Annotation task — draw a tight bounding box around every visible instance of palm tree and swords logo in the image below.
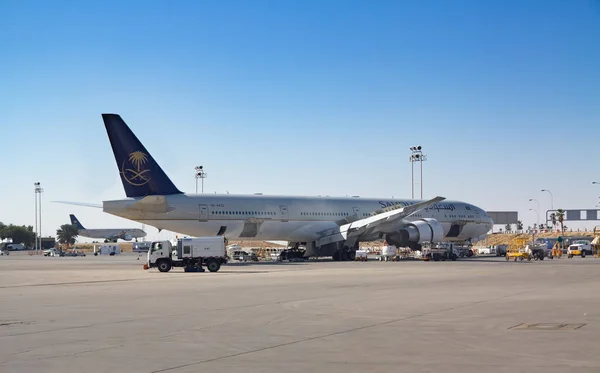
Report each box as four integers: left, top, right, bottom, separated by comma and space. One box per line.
121, 151, 151, 186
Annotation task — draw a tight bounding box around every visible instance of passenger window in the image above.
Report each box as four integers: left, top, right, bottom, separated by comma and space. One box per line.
183, 246, 191, 254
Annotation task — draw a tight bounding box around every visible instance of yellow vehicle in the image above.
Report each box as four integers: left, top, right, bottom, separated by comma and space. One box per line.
551, 241, 563, 258
505, 238, 532, 261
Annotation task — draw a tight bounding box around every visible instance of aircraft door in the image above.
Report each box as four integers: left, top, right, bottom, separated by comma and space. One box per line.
353, 206, 360, 217
280, 205, 289, 222
198, 204, 208, 222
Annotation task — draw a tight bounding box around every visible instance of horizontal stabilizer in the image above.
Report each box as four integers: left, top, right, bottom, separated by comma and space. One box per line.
52, 201, 103, 208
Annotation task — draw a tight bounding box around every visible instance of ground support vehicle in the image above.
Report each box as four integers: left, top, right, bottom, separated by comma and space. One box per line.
551, 241, 563, 259
421, 243, 459, 261
505, 249, 531, 261
566, 239, 592, 258
505, 238, 532, 262
355, 250, 368, 262
145, 237, 228, 273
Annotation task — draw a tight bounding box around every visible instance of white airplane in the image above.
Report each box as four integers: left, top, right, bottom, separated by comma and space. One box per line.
62, 114, 494, 260
69, 214, 147, 243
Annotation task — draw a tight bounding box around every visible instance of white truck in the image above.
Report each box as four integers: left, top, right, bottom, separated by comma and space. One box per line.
96, 244, 120, 256
422, 243, 460, 261
146, 237, 228, 273
567, 240, 592, 258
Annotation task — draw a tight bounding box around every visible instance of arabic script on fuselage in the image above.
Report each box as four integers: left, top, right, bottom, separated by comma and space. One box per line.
378, 201, 456, 212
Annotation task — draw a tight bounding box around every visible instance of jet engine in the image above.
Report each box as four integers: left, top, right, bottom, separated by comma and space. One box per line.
385, 218, 444, 249
122, 234, 133, 241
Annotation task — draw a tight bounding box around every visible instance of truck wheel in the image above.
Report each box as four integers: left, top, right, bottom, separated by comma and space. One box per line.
157, 260, 172, 272
581, 252, 586, 258
206, 259, 221, 272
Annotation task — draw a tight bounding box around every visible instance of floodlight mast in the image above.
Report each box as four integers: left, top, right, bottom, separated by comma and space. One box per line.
409, 146, 426, 199
195, 166, 207, 193
34, 182, 43, 252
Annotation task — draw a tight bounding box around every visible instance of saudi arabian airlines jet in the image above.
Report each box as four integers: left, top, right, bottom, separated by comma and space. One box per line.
69, 214, 147, 243
63, 114, 494, 260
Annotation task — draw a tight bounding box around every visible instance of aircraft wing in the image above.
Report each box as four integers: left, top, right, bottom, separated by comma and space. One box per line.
316, 196, 446, 247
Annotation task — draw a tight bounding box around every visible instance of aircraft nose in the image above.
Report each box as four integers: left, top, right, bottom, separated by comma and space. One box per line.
484, 213, 494, 230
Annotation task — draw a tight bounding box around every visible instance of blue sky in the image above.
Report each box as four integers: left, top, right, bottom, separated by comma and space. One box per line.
1, 0, 599, 241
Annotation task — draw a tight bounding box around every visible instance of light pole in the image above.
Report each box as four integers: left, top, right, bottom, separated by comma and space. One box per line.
541, 189, 553, 225
529, 208, 539, 228
540, 189, 553, 210
409, 146, 426, 199
195, 166, 207, 194
34, 182, 43, 252
529, 198, 539, 225
34, 183, 38, 252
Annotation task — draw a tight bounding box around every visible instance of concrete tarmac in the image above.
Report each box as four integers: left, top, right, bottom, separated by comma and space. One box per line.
1, 253, 599, 373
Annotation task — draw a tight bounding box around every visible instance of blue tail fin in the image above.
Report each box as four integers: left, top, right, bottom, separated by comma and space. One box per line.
102, 114, 183, 198
69, 214, 85, 229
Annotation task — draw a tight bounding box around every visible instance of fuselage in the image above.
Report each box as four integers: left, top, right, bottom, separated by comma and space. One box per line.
78, 228, 146, 241
104, 194, 493, 243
